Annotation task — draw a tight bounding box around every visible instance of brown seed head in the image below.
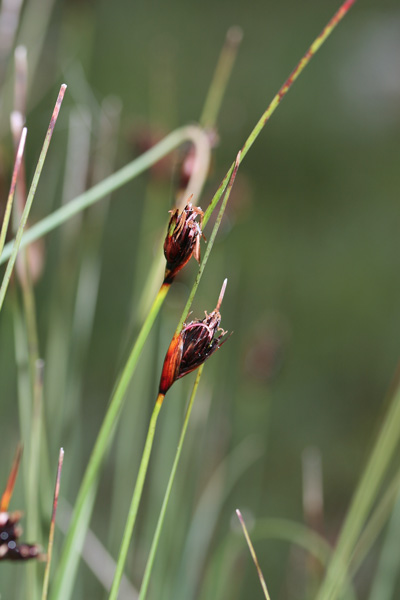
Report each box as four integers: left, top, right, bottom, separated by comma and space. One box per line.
159, 279, 229, 394
163, 198, 204, 284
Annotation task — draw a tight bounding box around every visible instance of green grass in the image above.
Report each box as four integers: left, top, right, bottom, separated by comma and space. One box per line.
2, 1, 400, 599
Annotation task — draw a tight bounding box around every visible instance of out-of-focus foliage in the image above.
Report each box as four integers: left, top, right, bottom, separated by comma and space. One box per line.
0, 0, 399, 598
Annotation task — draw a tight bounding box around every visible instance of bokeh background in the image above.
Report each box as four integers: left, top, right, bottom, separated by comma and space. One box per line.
1, 0, 400, 598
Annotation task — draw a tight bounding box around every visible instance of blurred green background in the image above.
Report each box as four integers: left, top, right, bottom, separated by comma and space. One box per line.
1, 0, 400, 598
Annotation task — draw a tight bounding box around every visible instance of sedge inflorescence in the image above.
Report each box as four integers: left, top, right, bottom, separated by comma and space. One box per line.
159, 279, 229, 395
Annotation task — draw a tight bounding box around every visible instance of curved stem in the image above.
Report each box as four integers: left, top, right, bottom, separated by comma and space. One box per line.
109, 393, 164, 600
0, 125, 209, 266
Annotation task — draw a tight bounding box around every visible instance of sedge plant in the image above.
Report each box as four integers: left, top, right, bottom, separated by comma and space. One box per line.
52, 1, 356, 596
0, 1, 362, 598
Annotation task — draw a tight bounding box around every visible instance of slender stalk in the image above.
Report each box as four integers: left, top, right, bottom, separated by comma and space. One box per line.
203, 0, 357, 226
0, 125, 209, 266
351, 468, 400, 577
110, 157, 239, 599
176, 151, 240, 334
200, 26, 243, 129
11, 292, 33, 492
0, 84, 66, 311
0, 127, 26, 260
236, 509, 271, 600
56, 499, 138, 598
55, 152, 239, 600
133, 24, 239, 329
51, 3, 356, 594
176, 437, 264, 600
108, 393, 164, 600
51, 282, 170, 600
41, 448, 64, 600
367, 479, 400, 600
316, 376, 400, 600
139, 366, 204, 600
1, 1, 355, 266
26, 359, 44, 600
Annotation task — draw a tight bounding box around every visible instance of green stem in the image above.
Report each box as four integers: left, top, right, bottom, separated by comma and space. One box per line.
351, 468, 400, 578
26, 359, 44, 600
203, 0, 357, 226
51, 282, 170, 600
109, 393, 164, 600
112, 151, 240, 600
176, 152, 240, 335
49, 2, 356, 593
0, 125, 209, 266
316, 378, 400, 600
1, 1, 355, 267
0, 85, 66, 311
139, 366, 204, 600
367, 475, 400, 600
199, 26, 243, 129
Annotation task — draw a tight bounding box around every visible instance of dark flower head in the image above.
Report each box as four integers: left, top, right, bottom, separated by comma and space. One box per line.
159, 279, 229, 395
0, 511, 43, 561
163, 198, 204, 284
0, 445, 43, 562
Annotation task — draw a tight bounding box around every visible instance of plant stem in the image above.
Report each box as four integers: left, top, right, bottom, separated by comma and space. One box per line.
50, 3, 357, 594
41, 448, 64, 600
52, 282, 170, 600
0, 84, 66, 312
26, 359, 44, 600
112, 153, 240, 600
109, 393, 164, 600
200, 26, 243, 129
1, 2, 355, 267
139, 366, 204, 600
351, 468, 400, 579
203, 0, 357, 226
367, 476, 400, 600
236, 509, 271, 600
176, 152, 240, 335
0, 127, 26, 260
316, 376, 400, 600
0, 125, 210, 266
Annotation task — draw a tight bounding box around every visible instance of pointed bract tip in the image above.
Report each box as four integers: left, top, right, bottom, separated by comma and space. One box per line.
226, 26, 243, 46
216, 278, 228, 311
1, 444, 23, 512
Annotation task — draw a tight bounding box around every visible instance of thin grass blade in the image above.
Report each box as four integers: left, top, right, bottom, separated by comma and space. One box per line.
0, 84, 67, 312
236, 509, 271, 600
316, 372, 400, 600
0, 127, 27, 260
41, 448, 64, 600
